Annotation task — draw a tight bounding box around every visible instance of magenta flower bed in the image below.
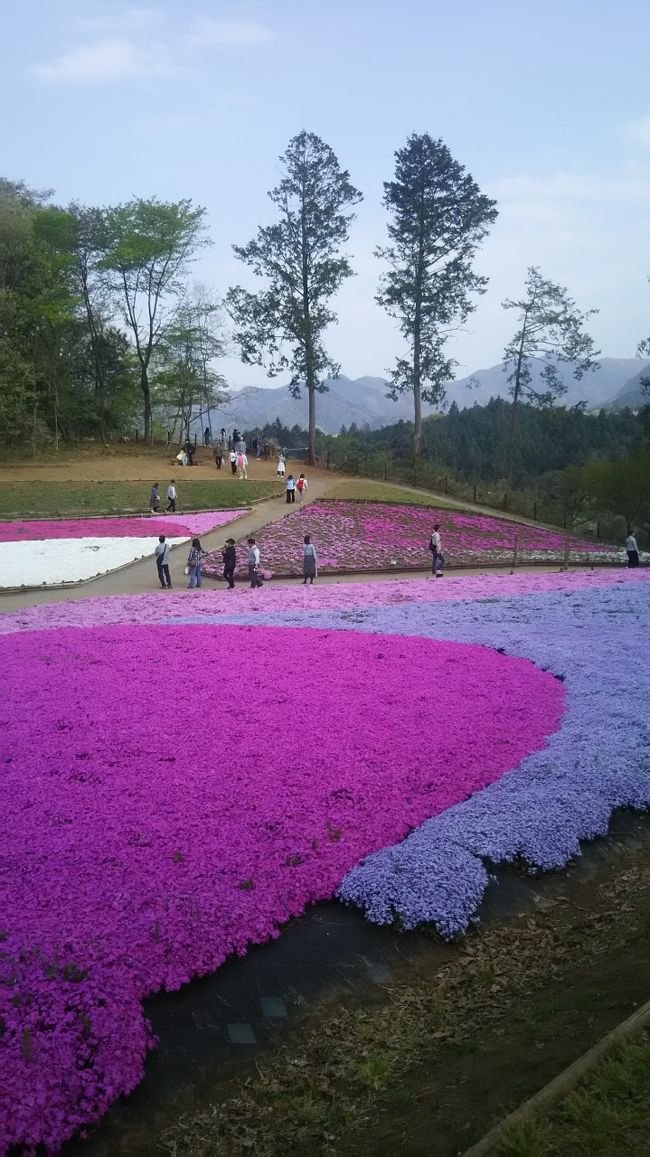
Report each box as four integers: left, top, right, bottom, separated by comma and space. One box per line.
0, 623, 563, 1151
203, 501, 609, 577
0, 510, 246, 543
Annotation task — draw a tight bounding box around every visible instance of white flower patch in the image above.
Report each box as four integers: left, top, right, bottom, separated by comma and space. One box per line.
0, 537, 187, 589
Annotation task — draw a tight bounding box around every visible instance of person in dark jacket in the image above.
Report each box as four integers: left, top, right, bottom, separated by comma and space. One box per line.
222, 538, 237, 589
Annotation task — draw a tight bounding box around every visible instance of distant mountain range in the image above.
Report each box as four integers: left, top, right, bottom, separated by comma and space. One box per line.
197, 358, 649, 437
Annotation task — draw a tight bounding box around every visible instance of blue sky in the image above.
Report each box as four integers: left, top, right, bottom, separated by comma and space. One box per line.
4, 0, 650, 387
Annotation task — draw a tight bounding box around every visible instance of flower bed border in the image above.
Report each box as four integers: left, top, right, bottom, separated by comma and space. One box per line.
0, 510, 250, 593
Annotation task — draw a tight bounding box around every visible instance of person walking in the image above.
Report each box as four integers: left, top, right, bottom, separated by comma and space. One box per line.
296, 473, 308, 507
222, 537, 237, 589
286, 474, 296, 504
625, 532, 640, 567
302, 534, 317, 584
229, 449, 237, 476
429, 522, 445, 577
154, 535, 172, 589
277, 454, 286, 479
237, 450, 248, 479
215, 443, 223, 470
149, 482, 160, 514
166, 480, 177, 513
187, 538, 207, 589
247, 537, 264, 588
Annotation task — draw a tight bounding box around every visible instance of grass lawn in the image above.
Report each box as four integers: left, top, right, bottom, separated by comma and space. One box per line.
325, 477, 469, 509
0, 479, 281, 518
498, 1030, 650, 1156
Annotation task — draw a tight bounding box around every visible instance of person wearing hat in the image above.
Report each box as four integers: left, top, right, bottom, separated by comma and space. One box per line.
222, 538, 237, 589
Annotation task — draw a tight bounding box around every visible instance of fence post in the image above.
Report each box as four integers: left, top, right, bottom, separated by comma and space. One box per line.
473, 483, 477, 503
511, 533, 518, 574
596, 520, 601, 539
326, 450, 330, 471
533, 500, 538, 520
503, 492, 508, 511
561, 531, 571, 572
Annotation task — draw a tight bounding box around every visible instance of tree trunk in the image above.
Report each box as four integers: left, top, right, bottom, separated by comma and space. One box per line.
31, 400, 38, 457
507, 313, 528, 487
507, 385, 519, 487
53, 383, 59, 452
413, 383, 422, 460
141, 367, 152, 443
307, 381, 316, 466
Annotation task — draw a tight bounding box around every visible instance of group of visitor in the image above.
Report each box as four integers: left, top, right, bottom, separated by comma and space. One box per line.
286, 473, 308, 504
154, 534, 207, 589
149, 481, 177, 514
152, 532, 319, 590
152, 517, 644, 593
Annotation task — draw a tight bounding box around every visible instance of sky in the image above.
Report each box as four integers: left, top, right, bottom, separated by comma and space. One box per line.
3, 0, 650, 388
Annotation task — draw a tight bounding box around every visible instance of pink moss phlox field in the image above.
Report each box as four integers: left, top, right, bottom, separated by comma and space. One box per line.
0, 624, 563, 1151
1, 569, 647, 638
0, 510, 246, 543
204, 500, 610, 576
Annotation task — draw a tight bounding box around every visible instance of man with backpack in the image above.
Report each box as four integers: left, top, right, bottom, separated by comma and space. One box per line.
429, 522, 445, 577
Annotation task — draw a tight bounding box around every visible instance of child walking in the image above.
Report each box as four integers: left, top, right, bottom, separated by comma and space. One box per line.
166, 479, 177, 512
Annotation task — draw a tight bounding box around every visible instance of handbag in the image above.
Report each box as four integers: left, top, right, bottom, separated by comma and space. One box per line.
184, 566, 190, 575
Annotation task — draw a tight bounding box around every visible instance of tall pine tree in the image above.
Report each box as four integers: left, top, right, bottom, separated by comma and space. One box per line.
227, 131, 362, 465
502, 267, 599, 484
376, 134, 497, 459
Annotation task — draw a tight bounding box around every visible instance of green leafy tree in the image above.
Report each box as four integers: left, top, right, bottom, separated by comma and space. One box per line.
502, 267, 600, 483
68, 203, 136, 440
0, 182, 79, 446
100, 198, 209, 442
153, 290, 227, 443
551, 463, 593, 528
584, 452, 650, 536
376, 134, 497, 459
227, 130, 362, 465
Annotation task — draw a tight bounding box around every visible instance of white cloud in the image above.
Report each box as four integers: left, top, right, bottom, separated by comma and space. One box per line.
76, 6, 163, 36
624, 114, 650, 150
32, 37, 141, 85
184, 19, 272, 49
31, 34, 176, 86
31, 13, 272, 88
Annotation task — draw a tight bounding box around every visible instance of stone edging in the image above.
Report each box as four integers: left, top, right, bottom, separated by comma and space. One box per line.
461, 998, 650, 1156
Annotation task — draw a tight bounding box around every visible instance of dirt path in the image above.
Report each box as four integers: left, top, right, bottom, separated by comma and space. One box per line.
0, 447, 284, 483
0, 453, 601, 613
